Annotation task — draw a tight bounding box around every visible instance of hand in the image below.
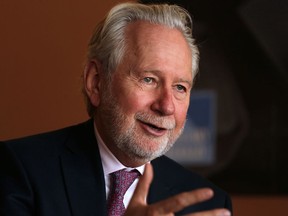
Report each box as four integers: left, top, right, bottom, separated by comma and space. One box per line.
125, 164, 231, 216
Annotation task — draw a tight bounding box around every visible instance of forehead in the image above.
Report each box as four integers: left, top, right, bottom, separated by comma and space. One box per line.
125, 20, 190, 51
123, 21, 192, 72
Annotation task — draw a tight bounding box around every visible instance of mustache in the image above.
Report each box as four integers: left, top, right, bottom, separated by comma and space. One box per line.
135, 112, 176, 130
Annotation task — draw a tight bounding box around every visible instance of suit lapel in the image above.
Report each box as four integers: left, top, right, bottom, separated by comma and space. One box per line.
148, 157, 204, 215
61, 120, 107, 216
148, 159, 176, 204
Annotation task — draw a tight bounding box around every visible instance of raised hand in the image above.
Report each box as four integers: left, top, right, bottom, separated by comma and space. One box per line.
125, 164, 231, 216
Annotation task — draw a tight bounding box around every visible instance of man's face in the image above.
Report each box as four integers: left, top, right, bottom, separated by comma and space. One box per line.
96, 21, 193, 166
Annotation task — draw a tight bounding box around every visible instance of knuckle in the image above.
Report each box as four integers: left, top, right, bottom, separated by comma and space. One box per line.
173, 195, 187, 207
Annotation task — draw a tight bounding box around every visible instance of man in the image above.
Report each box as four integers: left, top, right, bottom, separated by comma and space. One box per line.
0, 2, 232, 216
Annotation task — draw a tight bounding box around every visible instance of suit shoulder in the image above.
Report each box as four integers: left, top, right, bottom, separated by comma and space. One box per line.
1, 120, 91, 156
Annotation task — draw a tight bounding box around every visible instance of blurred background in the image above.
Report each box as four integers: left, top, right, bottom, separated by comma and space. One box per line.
1, 0, 287, 215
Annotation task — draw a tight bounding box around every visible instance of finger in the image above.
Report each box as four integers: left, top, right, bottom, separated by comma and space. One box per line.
150, 188, 214, 214
187, 208, 231, 216
129, 163, 153, 205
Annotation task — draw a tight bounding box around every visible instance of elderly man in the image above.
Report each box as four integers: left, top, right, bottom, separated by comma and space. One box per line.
0, 2, 232, 216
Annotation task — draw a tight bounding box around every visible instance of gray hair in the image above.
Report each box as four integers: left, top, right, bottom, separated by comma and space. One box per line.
84, 2, 199, 117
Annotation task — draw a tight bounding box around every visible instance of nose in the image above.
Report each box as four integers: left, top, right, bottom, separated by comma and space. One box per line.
151, 87, 175, 116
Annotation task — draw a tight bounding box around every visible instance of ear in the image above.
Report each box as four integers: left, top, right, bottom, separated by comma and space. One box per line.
83, 60, 102, 107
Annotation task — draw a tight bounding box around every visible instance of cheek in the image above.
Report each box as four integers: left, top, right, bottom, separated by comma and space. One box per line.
175, 104, 189, 126
115, 88, 153, 114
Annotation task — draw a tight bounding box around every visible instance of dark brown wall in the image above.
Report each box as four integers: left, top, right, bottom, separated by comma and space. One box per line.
0, 0, 127, 140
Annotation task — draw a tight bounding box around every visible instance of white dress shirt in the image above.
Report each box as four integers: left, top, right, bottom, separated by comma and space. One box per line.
94, 123, 145, 208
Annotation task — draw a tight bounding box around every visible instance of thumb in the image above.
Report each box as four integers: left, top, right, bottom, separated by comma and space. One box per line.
129, 163, 153, 206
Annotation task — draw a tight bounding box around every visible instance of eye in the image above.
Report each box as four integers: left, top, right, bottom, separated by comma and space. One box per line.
143, 77, 154, 84
175, 84, 186, 92
139, 76, 158, 89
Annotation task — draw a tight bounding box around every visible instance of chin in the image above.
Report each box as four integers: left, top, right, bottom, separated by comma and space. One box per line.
123, 140, 174, 163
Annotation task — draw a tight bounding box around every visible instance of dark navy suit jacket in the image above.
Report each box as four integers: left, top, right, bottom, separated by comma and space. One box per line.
0, 120, 232, 216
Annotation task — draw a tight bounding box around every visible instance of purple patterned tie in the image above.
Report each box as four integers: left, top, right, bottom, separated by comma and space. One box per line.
107, 169, 139, 216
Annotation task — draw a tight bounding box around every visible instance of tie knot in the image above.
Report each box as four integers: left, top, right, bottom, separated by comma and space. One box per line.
110, 169, 140, 195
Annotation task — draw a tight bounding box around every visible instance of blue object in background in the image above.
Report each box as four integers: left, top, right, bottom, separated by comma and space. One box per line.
165, 90, 217, 165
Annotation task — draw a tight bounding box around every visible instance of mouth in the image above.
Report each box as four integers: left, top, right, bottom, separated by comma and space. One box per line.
138, 120, 168, 136
146, 122, 165, 131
